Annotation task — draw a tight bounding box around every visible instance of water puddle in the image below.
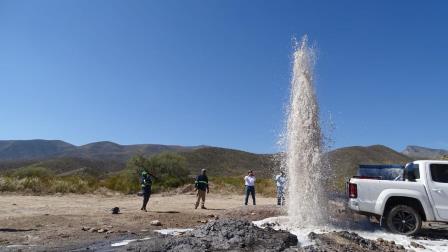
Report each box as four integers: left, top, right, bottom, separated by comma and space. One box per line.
254, 216, 448, 252
154, 228, 193, 235
5, 244, 38, 248
110, 237, 153, 247
110, 228, 193, 247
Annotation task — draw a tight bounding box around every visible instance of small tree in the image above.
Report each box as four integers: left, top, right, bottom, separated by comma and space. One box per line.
127, 155, 151, 174
106, 153, 191, 193
148, 153, 189, 177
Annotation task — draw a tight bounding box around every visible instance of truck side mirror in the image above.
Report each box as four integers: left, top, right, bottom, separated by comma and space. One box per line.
408, 171, 416, 181
404, 163, 416, 181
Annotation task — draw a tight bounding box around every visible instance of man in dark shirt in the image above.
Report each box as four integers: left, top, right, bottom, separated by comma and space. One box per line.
140, 171, 152, 212
194, 169, 209, 209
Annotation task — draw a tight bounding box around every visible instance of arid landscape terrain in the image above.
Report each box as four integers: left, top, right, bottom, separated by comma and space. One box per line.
0, 192, 280, 251
1, 191, 447, 251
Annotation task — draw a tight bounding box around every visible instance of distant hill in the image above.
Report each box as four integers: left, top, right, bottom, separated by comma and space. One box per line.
180, 145, 414, 182
0, 140, 420, 184
0, 140, 201, 162
0, 157, 124, 177
402, 145, 448, 159
180, 147, 275, 177
327, 145, 412, 189
0, 146, 275, 178
0, 140, 76, 160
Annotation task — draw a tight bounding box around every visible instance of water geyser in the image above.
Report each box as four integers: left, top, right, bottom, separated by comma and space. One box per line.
285, 36, 327, 227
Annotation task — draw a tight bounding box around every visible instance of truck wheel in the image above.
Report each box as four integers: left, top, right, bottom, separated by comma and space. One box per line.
385, 205, 422, 235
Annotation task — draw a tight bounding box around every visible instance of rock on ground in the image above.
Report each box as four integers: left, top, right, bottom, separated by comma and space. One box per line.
150, 220, 162, 226
120, 219, 298, 252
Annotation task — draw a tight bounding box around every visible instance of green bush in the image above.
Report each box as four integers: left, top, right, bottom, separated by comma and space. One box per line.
103, 169, 140, 194
13, 166, 54, 178
0, 177, 21, 191
104, 153, 191, 194
210, 176, 276, 197
0, 174, 99, 194
51, 176, 96, 193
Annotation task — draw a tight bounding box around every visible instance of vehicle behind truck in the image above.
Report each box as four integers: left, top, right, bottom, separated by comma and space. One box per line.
348, 160, 448, 235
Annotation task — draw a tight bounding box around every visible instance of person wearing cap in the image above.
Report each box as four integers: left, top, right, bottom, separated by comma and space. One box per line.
140, 171, 153, 212
275, 171, 286, 206
194, 169, 209, 209
244, 170, 256, 205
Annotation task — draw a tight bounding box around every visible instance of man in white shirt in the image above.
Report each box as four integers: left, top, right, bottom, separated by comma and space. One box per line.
275, 171, 286, 206
244, 170, 256, 205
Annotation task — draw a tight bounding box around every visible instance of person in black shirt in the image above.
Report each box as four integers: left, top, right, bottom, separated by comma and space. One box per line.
140, 171, 153, 212
194, 169, 209, 209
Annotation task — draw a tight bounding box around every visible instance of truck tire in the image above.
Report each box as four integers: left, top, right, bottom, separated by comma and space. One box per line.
385, 205, 422, 235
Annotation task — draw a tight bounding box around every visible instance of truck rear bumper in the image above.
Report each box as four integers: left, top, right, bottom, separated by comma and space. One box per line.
348, 199, 360, 211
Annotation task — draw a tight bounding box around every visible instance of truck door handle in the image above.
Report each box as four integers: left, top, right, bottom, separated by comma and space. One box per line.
432, 189, 442, 193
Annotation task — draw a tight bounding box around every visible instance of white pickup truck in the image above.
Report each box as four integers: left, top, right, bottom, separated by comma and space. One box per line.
348, 160, 448, 235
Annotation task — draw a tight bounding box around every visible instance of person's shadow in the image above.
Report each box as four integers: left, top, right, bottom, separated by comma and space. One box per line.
154, 211, 181, 214
0, 228, 37, 232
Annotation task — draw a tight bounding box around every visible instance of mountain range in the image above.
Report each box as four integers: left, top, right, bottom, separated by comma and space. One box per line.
0, 140, 201, 162
0, 139, 445, 180
402, 145, 448, 159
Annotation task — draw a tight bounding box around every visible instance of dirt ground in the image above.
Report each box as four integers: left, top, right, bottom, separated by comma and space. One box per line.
2, 193, 447, 252
0, 192, 281, 250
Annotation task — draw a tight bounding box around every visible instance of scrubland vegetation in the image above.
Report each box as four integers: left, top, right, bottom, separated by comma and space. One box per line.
210, 176, 276, 197
0, 153, 276, 196
0, 166, 99, 194
0, 153, 191, 194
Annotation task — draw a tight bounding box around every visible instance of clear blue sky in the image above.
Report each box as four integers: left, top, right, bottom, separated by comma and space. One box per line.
1, 1, 447, 153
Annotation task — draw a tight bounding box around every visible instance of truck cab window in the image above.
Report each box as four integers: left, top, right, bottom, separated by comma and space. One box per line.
430, 164, 448, 183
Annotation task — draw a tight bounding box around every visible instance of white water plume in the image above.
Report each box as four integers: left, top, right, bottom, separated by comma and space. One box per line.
283, 36, 328, 227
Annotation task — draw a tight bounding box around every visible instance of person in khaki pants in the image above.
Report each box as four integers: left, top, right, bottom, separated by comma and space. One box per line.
194, 169, 209, 209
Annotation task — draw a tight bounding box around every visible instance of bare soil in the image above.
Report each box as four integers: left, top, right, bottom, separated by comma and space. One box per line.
0, 192, 280, 250
1, 193, 447, 252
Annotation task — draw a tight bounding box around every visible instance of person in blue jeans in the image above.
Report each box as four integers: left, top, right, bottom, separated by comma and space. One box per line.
275, 171, 286, 206
244, 170, 256, 205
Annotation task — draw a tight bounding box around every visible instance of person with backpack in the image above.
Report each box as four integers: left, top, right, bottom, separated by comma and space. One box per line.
194, 169, 209, 209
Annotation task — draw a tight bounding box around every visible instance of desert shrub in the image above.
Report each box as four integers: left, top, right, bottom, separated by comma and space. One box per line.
21, 177, 48, 193
255, 178, 277, 197
0, 173, 99, 194
13, 166, 54, 178
148, 153, 190, 189
104, 153, 191, 194
50, 176, 95, 194
103, 169, 140, 194
0, 177, 21, 191
334, 175, 349, 192
210, 176, 276, 197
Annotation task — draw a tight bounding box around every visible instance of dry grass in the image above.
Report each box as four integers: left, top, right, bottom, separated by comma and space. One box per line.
0, 176, 98, 194
0, 166, 278, 196
210, 176, 276, 197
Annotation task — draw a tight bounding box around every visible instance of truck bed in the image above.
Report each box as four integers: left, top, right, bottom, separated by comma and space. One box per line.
348, 178, 429, 216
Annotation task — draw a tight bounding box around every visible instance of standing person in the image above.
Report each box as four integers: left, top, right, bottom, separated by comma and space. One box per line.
275, 171, 286, 206
140, 171, 152, 212
194, 169, 209, 209
244, 170, 256, 205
